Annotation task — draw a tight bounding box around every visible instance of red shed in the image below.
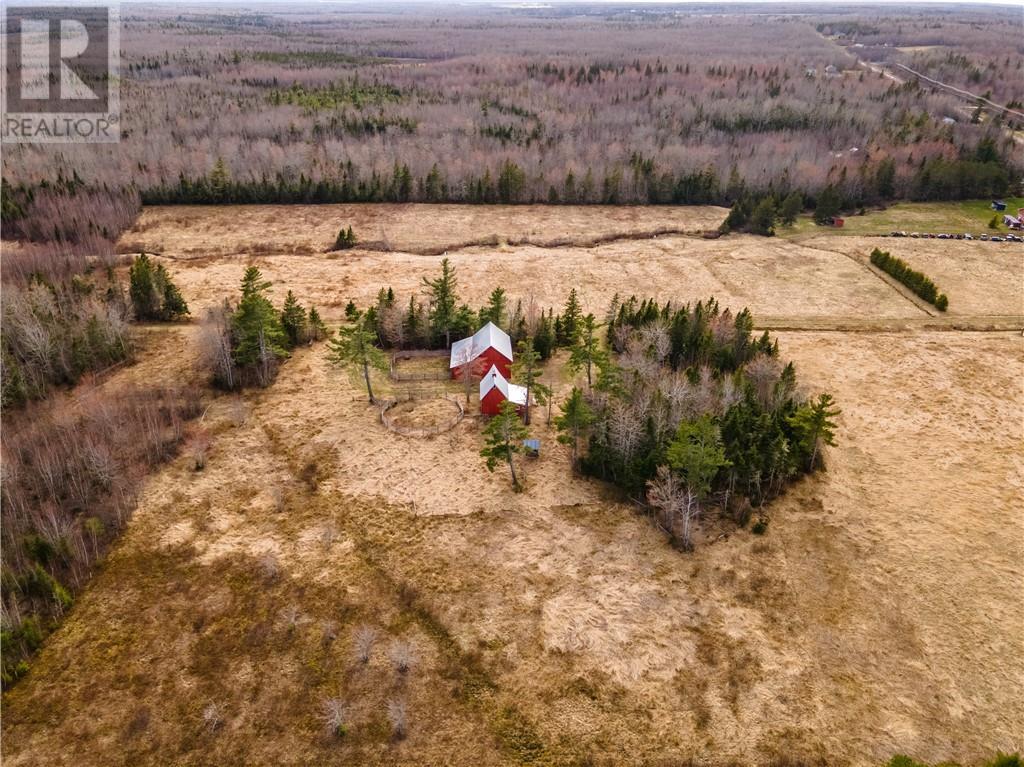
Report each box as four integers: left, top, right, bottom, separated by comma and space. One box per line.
479, 365, 528, 416
450, 322, 513, 379
832, 217, 845, 228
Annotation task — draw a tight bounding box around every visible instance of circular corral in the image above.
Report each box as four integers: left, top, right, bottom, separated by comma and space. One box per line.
380, 397, 464, 438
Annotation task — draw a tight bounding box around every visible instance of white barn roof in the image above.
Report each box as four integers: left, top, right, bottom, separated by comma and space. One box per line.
480, 365, 528, 405
449, 322, 514, 369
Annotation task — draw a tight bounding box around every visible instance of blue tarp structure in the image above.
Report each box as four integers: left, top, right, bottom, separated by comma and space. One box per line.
992, 200, 1007, 211
523, 439, 540, 456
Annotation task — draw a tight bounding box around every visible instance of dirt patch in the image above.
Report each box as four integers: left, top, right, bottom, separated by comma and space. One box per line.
381, 398, 463, 437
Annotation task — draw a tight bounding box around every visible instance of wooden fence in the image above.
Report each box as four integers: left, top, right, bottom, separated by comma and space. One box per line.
379, 393, 465, 438
389, 349, 450, 382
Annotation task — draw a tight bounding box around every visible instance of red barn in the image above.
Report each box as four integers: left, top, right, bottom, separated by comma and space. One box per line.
450, 322, 513, 379
479, 365, 528, 416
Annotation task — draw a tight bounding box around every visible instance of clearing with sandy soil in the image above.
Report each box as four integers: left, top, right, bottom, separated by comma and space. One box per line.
3, 204, 1022, 767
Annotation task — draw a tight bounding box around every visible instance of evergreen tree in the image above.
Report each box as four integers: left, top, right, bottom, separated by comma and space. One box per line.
778, 191, 803, 227
333, 225, 356, 250
280, 290, 308, 347
534, 311, 555, 360
555, 387, 594, 470
480, 400, 530, 491
327, 313, 388, 403
404, 295, 421, 345
497, 160, 525, 203
787, 393, 841, 471
666, 415, 730, 496
423, 257, 459, 348
559, 289, 583, 346
568, 313, 605, 389
155, 264, 189, 320
424, 163, 444, 202
128, 252, 160, 320
511, 338, 543, 425
814, 185, 842, 224
875, 159, 896, 199
483, 287, 508, 328
748, 195, 777, 236
307, 306, 328, 341
209, 157, 230, 201
232, 266, 288, 386
664, 415, 731, 547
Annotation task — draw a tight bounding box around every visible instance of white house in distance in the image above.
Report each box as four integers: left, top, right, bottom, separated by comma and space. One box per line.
449, 322, 514, 379
479, 365, 528, 416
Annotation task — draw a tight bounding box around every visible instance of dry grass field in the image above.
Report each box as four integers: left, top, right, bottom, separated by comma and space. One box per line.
3, 204, 1022, 766
119, 204, 729, 259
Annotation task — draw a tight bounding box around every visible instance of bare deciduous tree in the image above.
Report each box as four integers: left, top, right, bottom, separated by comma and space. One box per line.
203, 703, 223, 733
352, 624, 377, 664
321, 698, 347, 738
280, 604, 304, 632
387, 698, 408, 740
745, 353, 782, 411
199, 303, 236, 390
646, 465, 700, 550
388, 639, 414, 675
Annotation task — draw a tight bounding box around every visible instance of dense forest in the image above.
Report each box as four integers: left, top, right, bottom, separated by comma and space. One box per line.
2, 4, 1021, 256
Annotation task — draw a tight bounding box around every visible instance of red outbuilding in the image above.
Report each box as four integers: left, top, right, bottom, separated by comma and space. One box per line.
450, 322, 513, 379
479, 365, 528, 416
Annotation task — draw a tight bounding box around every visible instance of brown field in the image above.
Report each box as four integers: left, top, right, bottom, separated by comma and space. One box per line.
799, 235, 1024, 318
3, 204, 1022, 766
120, 204, 729, 259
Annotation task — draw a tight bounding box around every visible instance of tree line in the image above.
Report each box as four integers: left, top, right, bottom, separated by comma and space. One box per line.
139, 159, 730, 207
870, 248, 949, 311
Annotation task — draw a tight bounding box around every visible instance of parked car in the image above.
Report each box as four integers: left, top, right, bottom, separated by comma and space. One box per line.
980, 234, 989, 240
910, 232, 920, 238
963, 234, 973, 240
990, 236, 1004, 242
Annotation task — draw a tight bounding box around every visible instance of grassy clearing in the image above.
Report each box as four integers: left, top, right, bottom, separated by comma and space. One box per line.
784, 197, 1024, 237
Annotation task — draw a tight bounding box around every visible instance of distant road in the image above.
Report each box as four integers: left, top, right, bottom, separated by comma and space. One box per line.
889, 62, 1024, 121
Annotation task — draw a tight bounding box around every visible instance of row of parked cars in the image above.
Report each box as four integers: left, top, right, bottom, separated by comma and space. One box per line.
887, 231, 1023, 242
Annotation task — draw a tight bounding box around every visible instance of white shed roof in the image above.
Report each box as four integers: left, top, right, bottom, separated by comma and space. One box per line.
480, 365, 528, 405
449, 322, 514, 369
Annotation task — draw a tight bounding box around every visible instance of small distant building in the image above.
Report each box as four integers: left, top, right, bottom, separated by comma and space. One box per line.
832, 217, 845, 228
941, 116, 956, 125
991, 200, 1007, 211
450, 322, 513, 379
824, 64, 839, 77
479, 365, 528, 416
